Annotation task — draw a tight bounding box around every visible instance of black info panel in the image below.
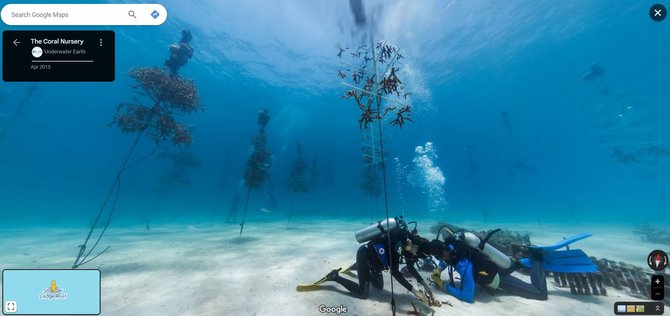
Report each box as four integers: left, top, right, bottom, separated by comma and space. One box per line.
3, 30, 115, 82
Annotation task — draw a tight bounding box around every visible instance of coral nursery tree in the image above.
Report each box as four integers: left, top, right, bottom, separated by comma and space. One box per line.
154, 151, 201, 196
239, 109, 272, 236
360, 123, 383, 219
146, 150, 201, 225
142, 150, 200, 230
337, 41, 413, 314
286, 142, 309, 228
72, 67, 202, 268
338, 41, 413, 215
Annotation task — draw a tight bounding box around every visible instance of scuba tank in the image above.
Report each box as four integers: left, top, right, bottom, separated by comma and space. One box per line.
459, 230, 512, 270
355, 217, 400, 243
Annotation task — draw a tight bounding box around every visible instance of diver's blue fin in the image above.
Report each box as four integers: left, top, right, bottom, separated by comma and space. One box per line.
543, 249, 598, 273
519, 249, 598, 273
527, 233, 592, 252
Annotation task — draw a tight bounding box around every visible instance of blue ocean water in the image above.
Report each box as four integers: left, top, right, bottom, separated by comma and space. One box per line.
1, 0, 669, 232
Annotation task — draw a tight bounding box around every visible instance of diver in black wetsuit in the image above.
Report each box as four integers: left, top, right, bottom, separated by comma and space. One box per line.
164, 29, 194, 75
322, 220, 436, 304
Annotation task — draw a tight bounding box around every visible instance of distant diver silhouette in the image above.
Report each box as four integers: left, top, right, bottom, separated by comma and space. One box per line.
501, 111, 512, 134
349, 0, 366, 27
582, 63, 609, 95
165, 29, 194, 75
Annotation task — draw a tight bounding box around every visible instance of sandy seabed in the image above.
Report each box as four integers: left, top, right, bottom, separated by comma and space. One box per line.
1, 218, 667, 316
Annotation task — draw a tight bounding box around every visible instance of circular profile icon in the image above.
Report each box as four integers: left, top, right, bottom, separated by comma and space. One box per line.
32, 46, 43, 58
647, 250, 668, 271
650, 4, 667, 22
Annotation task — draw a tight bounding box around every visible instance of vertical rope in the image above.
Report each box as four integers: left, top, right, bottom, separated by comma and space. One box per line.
239, 186, 252, 236
371, 36, 396, 316
73, 130, 144, 268
216, 150, 231, 221
378, 100, 396, 316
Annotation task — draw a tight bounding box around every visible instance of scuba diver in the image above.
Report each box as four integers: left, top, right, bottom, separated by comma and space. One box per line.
349, 0, 367, 28
428, 227, 597, 303
299, 217, 438, 306
582, 62, 609, 95
164, 29, 194, 75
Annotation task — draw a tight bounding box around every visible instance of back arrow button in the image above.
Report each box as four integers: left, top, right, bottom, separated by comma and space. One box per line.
13, 39, 21, 46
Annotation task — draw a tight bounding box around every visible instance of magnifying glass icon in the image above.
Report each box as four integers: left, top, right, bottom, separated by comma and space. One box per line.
128, 10, 136, 18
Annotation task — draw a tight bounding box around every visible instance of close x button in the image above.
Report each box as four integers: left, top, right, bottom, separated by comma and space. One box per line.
650, 4, 667, 22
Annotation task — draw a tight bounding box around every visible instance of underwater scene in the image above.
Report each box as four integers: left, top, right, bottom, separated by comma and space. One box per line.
1, 1, 669, 315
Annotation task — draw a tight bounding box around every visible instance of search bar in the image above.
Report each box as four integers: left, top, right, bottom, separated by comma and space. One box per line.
1, 4, 167, 26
